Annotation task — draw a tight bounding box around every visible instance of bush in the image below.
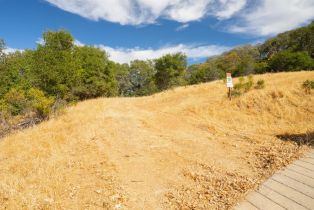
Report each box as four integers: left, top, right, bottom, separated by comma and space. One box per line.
231, 89, 242, 97
255, 79, 265, 89
302, 80, 314, 94
2, 88, 27, 116
0, 87, 55, 120
27, 88, 55, 118
244, 75, 254, 92
232, 75, 255, 96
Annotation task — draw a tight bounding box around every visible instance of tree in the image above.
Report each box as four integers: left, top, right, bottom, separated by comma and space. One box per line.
260, 21, 314, 59
259, 32, 291, 59
233, 45, 259, 75
254, 61, 269, 74
30, 30, 81, 100
217, 51, 241, 75
155, 53, 187, 90
114, 63, 133, 96
42, 30, 74, 51
217, 45, 259, 77
0, 39, 4, 50
269, 51, 314, 71
0, 39, 5, 63
289, 21, 314, 58
0, 50, 33, 98
129, 60, 157, 96
73, 46, 117, 99
187, 61, 223, 85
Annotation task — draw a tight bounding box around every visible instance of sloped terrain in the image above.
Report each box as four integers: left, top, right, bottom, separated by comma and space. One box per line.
0, 71, 313, 209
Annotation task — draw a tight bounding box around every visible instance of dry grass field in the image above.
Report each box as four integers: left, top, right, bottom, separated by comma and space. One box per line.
0, 71, 313, 209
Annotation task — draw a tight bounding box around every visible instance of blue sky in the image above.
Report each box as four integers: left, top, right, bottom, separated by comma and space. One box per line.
1, 0, 314, 63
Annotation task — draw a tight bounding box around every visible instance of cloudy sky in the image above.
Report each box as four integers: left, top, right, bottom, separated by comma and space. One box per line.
1, 0, 314, 63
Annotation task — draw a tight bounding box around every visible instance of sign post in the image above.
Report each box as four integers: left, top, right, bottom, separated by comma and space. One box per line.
226, 72, 233, 100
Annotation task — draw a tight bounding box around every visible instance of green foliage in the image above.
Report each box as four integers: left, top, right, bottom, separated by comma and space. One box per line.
245, 75, 254, 92
42, 30, 74, 51
0, 39, 4, 51
0, 39, 5, 62
155, 53, 187, 90
269, 51, 314, 71
27, 30, 118, 101
0, 51, 33, 98
1, 88, 27, 116
129, 60, 157, 96
73, 46, 117, 99
26, 88, 55, 118
115, 63, 133, 96
260, 21, 314, 59
0, 30, 120, 130
217, 51, 241, 75
217, 45, 259, 77
290, 22, 314, 59
302, 80, 314, 89
255, 79, 265, 89
30, 30, 81, 99
232, 75, 255, 96
302, 80, 314, 93
254, 61, 269, 74
187, 60, 223, 84
259, 33, 291, 59
0, 87, 54, 118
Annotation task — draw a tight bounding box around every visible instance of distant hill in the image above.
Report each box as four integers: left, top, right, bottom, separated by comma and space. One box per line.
188, 22, 314, 85
260, 21, 314, 59
0, 71, 313, 209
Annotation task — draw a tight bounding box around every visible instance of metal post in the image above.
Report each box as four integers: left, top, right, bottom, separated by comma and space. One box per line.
228, 87, 231, 100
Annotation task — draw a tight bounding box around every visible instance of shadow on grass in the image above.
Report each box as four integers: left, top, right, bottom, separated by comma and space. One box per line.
276, 132, 314, 146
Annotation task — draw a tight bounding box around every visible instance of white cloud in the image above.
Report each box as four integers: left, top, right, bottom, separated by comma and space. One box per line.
164, 0, 211, 23
3, 47, 24, 54
176, 23, 189, 31
3, 39, 229, 64
36, 38, 45, 45
97, 44, 230, 63
230, 0, 314, 36
45, 0, 247, 25
74, 40, 84, 46
214, 0, 247, 19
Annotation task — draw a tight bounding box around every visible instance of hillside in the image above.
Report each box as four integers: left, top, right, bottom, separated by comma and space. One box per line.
0, 71, 313, 210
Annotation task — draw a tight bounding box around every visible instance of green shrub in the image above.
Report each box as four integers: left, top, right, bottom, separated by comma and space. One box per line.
231, 89, 242, 97
3, 88, 27, 116
232, 75, 255, 96
255, 79, 265, 89
26, 88, 55, 118
244, 75, 254, 92
302, 80, 314, 93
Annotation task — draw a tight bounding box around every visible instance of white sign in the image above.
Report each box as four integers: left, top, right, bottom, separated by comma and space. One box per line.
226, 73, 233, 88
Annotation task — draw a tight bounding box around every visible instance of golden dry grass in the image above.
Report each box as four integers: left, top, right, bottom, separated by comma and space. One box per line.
0, 71, 313, 210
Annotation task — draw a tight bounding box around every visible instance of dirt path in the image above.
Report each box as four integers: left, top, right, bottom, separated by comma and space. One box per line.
95, 99, 192, 209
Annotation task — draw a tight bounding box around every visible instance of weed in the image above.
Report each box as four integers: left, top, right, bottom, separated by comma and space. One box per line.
302, 80, 314, 94
232, 75, 256, 96
255, 79, 265, 89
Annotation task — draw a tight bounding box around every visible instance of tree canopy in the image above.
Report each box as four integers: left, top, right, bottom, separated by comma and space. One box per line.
155, 53, 187, 90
